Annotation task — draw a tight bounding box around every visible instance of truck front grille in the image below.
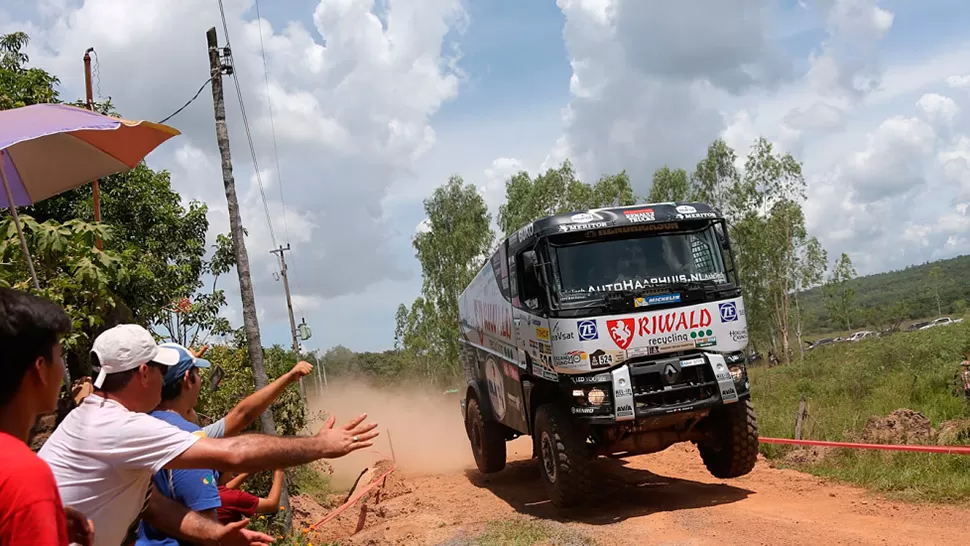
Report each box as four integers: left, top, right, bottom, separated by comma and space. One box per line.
627, 354, 719, 410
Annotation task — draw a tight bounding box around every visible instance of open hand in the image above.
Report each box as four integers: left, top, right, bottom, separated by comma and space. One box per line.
288, 361, 313, 380
65, 506, 94, 546
315, 414, 379, 458
216, 518, 274, 545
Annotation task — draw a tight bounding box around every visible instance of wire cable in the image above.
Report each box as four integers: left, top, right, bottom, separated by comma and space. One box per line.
216, 0, 278, 250
254, 0, 292, 248
157, 76, 215, 124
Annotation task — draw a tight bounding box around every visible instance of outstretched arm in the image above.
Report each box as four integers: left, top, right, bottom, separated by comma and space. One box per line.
166, 414, 378, 472
256, 470, 285, 514
222, 362, 313, 437
224, 472, 250, 490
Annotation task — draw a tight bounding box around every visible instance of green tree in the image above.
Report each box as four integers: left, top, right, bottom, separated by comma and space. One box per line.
0, 32, 60, 110
497, 160, 635, 234
647, 167, 690, 202
691, 139, 741, 215
158, 233, 235, 347
793, 236, 827, 359
23, 164, 211, 329
399, 176, 494, 381
928, 265, 945, 317
730, 138, 810, 363
0, 214, 121, 377
824, 253, 857, 332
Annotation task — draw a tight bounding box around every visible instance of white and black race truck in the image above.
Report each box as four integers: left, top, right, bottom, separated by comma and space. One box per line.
457, 202, 759, 507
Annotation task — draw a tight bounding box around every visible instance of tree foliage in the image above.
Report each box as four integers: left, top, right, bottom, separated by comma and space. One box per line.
0, 32, 59, 109
824, 253, 857, 332
395, 176, 494, 382
497, 160, 635, 235
0, 215, 122, 376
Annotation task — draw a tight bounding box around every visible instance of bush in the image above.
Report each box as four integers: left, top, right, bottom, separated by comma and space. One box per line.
751, 323, 970, 501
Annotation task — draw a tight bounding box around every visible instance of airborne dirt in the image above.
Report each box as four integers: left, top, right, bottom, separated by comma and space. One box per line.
307, 383, 966, 545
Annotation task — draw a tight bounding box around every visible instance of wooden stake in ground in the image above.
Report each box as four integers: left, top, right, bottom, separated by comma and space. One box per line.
795, 395, 807, 440
205, 26, 291, 525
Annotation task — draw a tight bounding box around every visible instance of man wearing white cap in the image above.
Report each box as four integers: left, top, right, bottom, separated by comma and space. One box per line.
39, 324, 378, 546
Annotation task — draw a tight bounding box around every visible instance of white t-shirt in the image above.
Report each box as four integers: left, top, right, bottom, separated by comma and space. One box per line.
38, 394, 201, 546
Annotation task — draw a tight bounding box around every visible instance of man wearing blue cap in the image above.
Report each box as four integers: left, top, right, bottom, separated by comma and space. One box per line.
135, 343, 312, 545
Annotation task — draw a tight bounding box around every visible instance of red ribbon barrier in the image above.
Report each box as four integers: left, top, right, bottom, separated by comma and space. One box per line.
760, 437, 970, 455
310, 451, 396, 531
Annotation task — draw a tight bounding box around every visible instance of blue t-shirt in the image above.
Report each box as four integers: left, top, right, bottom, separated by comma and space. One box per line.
134, 411, 226, 546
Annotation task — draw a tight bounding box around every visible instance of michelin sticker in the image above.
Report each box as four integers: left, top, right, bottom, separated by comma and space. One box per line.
485, 357, 506, 419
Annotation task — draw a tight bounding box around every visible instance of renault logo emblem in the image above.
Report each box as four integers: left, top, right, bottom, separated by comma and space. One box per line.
663, 363, 680, 384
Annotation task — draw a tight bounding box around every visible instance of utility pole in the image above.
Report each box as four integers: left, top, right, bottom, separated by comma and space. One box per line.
206, 27, 291, 526
270, 244, 306, 400
82, 47, 102, 250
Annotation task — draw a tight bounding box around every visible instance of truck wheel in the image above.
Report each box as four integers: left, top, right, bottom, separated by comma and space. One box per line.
466, 397, 506, 474
698, 399, 759, 479
534, 404, 591, 508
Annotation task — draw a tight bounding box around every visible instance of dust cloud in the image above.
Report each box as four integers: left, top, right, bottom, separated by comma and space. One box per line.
306, 380, 475, 489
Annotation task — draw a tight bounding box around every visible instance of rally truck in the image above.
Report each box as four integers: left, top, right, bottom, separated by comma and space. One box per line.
457, 202, 758, 507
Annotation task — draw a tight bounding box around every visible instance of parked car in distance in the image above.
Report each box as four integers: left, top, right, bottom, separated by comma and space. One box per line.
846, 330, 877, 342
919, 317, 964, 330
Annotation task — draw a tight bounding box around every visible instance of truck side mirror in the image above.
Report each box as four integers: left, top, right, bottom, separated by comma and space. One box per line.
522, 250, 543, 287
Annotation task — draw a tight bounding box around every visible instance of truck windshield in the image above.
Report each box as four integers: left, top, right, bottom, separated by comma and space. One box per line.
549, 226, 729, 305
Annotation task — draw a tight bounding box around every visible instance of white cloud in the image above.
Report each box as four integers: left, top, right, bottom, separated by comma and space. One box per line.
841, 116, 936, 202
946, 74, 970, 89
916, 93, 960, 127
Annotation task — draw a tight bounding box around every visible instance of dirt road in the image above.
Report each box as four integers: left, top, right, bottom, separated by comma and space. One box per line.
302, 384, 964, 545
320, 437, 966, 546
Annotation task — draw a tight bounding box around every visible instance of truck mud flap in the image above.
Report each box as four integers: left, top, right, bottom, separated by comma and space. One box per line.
706, 353, 739, 404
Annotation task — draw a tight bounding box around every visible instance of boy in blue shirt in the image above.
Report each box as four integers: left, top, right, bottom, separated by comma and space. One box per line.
136, 343, 313, 545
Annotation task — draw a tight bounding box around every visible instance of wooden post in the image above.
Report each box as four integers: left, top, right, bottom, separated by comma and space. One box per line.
82, 47, 102, 249
795, 395, 807, 440
271, 244, 306, 400
206, 26, 291, 528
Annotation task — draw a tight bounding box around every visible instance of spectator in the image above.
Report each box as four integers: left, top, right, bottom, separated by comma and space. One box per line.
136, 345, 313, 545
39, 323, 378, 546
0, 287, 94, 546
215, 471, 285, 525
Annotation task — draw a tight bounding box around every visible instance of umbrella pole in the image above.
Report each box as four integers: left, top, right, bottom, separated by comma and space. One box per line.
0, 157, 41, 291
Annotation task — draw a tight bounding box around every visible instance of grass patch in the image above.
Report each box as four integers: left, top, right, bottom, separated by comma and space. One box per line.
474, 519, 597, 546
750, 323, 970, 502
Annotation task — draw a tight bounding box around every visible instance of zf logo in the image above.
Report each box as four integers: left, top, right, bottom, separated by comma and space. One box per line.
718, 302, 738, 323
577, 319, 598, 341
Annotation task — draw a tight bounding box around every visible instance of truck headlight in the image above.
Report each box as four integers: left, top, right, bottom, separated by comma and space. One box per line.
587, 388, 607, 406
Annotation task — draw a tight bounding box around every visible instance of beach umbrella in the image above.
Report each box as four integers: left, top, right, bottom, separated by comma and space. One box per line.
0, 103, 181, 289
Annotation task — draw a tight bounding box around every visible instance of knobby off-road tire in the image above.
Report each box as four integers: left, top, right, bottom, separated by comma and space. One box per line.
534, 404, 592, 508
698, 398, 759, 479
466, 397, 507, 474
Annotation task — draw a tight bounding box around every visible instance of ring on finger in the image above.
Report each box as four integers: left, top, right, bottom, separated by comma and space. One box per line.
352, 435, 359, 443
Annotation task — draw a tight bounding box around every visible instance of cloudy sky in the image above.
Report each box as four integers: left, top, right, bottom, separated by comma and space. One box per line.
3, 0, 969, 353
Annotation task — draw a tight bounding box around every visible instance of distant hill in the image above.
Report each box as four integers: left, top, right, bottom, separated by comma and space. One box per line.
797, 254, 970, 336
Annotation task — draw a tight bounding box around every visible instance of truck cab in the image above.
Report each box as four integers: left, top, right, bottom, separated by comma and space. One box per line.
457, 202, 759, 507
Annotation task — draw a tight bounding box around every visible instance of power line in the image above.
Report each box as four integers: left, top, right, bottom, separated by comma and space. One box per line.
216, 0, 306, 322
254, 0, 292, 248
157, 76, 215, 124
216, 0, 278, 250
